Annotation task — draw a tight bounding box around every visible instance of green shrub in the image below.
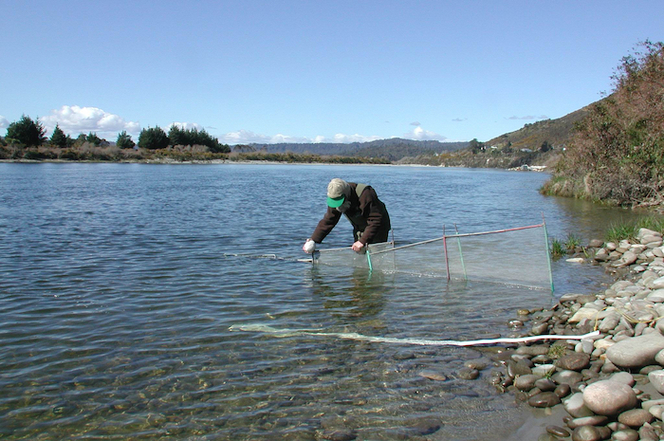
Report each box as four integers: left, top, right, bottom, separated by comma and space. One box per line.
59, 149, 81, 160
551, 41, 664, 206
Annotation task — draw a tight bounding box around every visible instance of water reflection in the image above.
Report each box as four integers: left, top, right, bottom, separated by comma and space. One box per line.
546, 195, 659, 241
308, 267, 390, 324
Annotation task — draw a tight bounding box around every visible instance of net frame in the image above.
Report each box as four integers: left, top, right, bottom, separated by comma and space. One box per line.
312, 219, 554, 292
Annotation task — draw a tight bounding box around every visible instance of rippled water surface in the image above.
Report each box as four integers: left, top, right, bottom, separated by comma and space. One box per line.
0, 163, 648, 440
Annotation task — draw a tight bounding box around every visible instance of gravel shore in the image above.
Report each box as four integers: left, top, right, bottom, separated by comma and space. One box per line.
491, 227, 664, 441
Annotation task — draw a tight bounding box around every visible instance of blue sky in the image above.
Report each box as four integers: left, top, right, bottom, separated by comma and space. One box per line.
2, 1, 663, 145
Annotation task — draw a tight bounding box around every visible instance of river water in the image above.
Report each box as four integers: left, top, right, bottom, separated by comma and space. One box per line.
0, 163, 649, 440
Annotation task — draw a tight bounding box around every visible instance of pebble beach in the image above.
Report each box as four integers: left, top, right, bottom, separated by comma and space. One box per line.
490, 227, 664, 441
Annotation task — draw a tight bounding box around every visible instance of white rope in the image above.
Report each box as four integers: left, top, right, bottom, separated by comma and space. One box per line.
229, 324, 600, 347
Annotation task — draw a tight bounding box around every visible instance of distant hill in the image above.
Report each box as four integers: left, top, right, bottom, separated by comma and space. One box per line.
247, 138, 468, 161
392, 102, 605, 168
483, 105, 595, 151
239, 103, 597, 165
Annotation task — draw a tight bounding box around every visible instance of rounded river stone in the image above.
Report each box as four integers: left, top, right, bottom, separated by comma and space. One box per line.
617, 408, 654, 427
606, 332, 664, 369
582, 380, 637, 416
546, 425, 570, 437
555, 353, 590, 371
528, 392, 561, 408
571, 425, 602, 441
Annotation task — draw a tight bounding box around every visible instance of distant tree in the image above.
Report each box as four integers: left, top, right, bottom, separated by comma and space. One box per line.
138, 126, 169, 150
5, 115, 46, 146
539, 140, 552, 152
167, 125, 229, 153
50, 124, 68, 147
73, 133, 87, 147
116, 131, 135, 149
468, 138, 485, 154
168, 125, 186, 146
86, 132, 106, 146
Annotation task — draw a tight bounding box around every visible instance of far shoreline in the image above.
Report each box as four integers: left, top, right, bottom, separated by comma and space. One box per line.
0, 158, 550, 173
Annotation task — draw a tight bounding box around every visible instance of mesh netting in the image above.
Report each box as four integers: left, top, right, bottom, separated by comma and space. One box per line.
312, 224, 553, 291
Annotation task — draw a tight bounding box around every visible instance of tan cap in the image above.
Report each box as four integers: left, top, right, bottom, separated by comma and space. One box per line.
327, 178, 349, 207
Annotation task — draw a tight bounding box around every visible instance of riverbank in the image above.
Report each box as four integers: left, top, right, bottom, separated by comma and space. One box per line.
495, 227, 664, 440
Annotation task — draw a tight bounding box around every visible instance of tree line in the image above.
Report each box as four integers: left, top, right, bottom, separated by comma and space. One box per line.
1, 116, 231, 153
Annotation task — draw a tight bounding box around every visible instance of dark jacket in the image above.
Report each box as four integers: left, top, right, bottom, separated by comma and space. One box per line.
311, 183, 391, 245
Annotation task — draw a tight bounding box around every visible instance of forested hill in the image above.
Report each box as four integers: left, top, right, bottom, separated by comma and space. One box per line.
483, 106, 592, 152
248, 138, 468, 161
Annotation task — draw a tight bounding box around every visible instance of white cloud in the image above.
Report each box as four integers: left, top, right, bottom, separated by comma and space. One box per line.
220, 128, 443, 145
219, 130, 299, 144
332, 133, 382, 143
40, 105, 141, 136
403, 126, 447, 141
0, 115, 8, 130
219, 129, 383, 145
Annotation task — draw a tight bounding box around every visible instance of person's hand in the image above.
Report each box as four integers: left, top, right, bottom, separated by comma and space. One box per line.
352, 241, 365, 253
303, 239, 316, 254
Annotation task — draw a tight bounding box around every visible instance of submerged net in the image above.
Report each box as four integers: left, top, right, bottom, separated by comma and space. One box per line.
313, 223, 553, 291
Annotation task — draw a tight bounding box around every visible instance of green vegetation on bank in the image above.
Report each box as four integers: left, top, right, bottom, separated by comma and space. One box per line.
0, 117, 399, 165
542, 41, 664, 207
605, 216, 664, 243
549, 216, 664, 259
397, 138, 559, 169
0, 139, 389, 165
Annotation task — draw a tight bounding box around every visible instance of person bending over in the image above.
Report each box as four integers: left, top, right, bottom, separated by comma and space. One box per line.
303, 178, 391, 254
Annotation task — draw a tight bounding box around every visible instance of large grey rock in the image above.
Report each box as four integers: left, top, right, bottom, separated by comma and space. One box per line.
647, 289, 664, 303
583, 380, 637, 416
618, 250, 638, 266
647, 370, 664, 394
650, 277, 664, 290
606, 332, 664, 368
563, 392, 594, 418
638, 228, 662, 243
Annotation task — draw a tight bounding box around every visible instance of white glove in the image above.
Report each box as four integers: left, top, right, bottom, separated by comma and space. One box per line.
303, 239, 316, 254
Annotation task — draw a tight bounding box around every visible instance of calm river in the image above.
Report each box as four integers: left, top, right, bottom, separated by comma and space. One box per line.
0, 163, 648, 440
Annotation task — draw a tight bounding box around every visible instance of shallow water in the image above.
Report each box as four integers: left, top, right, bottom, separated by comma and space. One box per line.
0, 163, 650, 440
